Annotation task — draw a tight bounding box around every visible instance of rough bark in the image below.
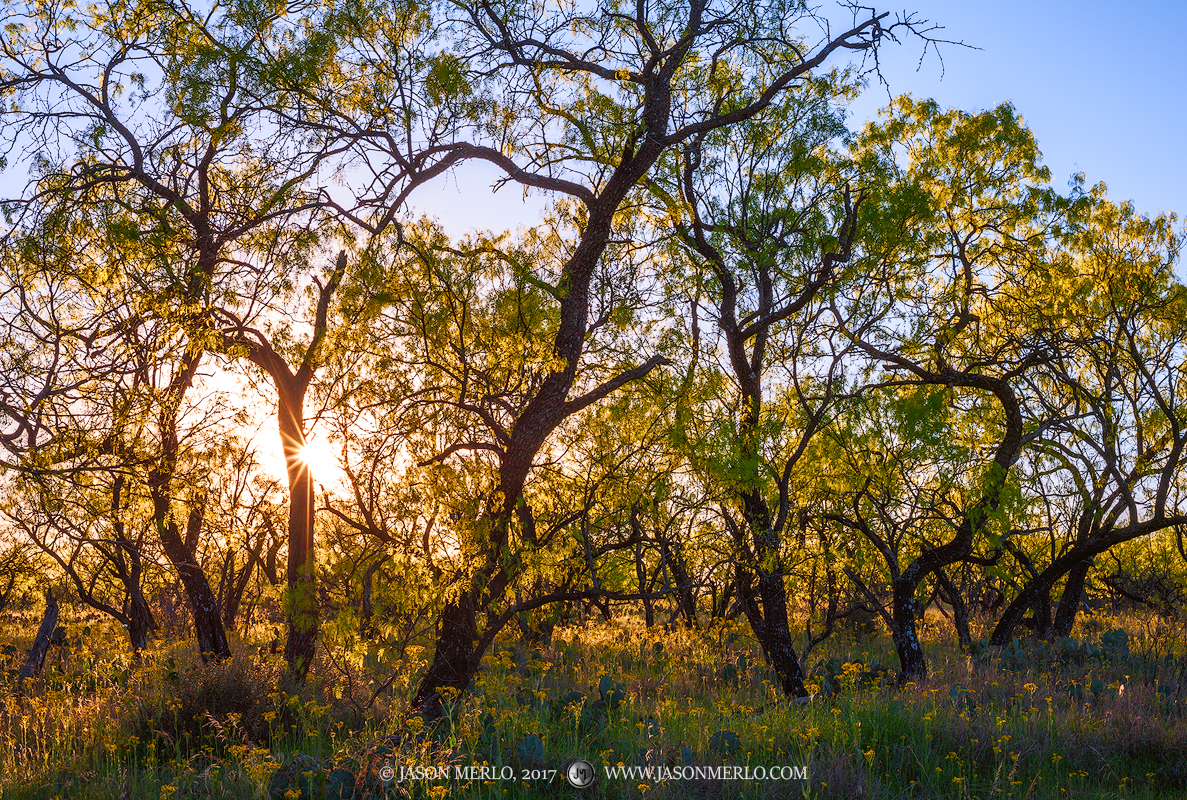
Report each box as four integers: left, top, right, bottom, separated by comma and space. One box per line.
754, 570, 808, 696
149, 350, 231, 661
988, 517, 1187, 646
726, 494, 808, 697
1033, 588, 1054, 638
152, 484, 231, 660
19, 589, 60, 686
1053, 558, 1093, 638
891, 584, 927, 680
127, 584, 157, 652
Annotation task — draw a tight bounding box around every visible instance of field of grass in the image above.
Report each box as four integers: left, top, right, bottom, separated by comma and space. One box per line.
2, 607, 1186, 800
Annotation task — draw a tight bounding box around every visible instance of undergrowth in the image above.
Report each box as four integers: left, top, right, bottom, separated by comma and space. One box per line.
1, 609, 1185, 799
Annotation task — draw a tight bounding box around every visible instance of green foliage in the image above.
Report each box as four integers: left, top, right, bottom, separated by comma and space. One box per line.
137, 652, 284, 747
324, 766, 355, 800
1000, 638, 1030, 673
1055, 636, 1094, 665
515, 733, 545, 767
4, 3, 1187, 799
1101, 628, 1131, 661
599, 673, 628, 710
707, 729, 741, 756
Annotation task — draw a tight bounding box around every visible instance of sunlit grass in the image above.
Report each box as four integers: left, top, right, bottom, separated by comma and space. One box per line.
1, 610, 1185, 799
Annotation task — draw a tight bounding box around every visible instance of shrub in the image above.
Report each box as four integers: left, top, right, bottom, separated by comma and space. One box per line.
138, 652, 282, 749
1101, 628, 1130, 660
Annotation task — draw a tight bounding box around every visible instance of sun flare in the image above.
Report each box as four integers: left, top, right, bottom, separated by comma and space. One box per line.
295, 435, 345, 486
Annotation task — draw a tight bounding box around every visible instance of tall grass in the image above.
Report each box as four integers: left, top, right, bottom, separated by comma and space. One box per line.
2, 608, 1185, 799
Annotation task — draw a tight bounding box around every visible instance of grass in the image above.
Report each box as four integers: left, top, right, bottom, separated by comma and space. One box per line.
1, 608, 1186, 799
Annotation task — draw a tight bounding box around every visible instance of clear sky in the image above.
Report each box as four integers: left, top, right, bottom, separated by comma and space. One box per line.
413, 0, 1187, 235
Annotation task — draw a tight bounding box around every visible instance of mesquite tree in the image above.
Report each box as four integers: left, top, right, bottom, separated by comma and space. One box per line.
0, 0, 355, 668
989, 193, 1187, 644
657, 83, 864, 697
835, 98, 1073, 680
323, 0, 934, 716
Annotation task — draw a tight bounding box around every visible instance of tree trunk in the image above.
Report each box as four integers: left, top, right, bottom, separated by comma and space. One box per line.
153, 505, 231, 661
1033, 588, 1053, 639
934, 568, 971, 649
359, 554, 389, 639
731, 491, 808, 698
754, 571, 807, 696
1053, 558, 1093, 638
635, 541, 655, 628
406, 64, 681, 714
127, 585, 157, 652
233, 255, 346, 682
0, 560, 16, 613
19, 589, 60, 686
663, 541, 697, 628
180, 557, 232, 659
989, 542, 1120, 646
149, 350, 231, 661
278, 381, 319, 680
222, 543, 260, 631
892, 580, 928, 680
413, 594, 480, 718
991, 574, 1059, 646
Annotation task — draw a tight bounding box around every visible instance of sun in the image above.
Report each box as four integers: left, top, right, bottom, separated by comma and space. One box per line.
295, 434, 345, 487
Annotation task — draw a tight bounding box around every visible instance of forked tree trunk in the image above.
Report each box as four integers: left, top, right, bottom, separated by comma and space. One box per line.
731, 489, 808, 698
152, 500, 231, 660
934, 568, 971, 649
405, 16, 724, 711
1053, 558, 1093, 638
993, 553, 1097, 645
221, 546, 262, 631
150, 351, 231, 661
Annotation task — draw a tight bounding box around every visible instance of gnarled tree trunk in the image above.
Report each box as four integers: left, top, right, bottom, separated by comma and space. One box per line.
1053, 558, 1093, 638
150, 351, 231, 661
19, 589, 60, 687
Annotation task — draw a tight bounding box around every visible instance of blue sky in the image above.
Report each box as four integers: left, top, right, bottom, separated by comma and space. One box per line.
416, 1, 1187, 235
844, 0, 1186, 216
2, 2, 1180, 236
